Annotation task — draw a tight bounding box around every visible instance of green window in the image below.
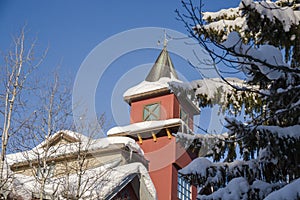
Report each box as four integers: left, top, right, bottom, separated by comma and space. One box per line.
143, 103, 160, 121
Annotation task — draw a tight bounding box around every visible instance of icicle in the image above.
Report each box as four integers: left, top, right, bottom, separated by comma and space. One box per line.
130, 149, 133, 161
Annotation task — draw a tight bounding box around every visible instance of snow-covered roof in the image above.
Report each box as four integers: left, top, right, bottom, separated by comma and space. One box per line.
12, 162, 157, 200
34, 130, 91, 149
124, 77, 201, 115
123, 45, 182, 102
107, 118, 183, 136
6, 130, 144, 165
123, 77, 182, 101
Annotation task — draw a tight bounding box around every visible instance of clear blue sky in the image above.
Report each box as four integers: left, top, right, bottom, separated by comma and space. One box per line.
0, 0, 241, 134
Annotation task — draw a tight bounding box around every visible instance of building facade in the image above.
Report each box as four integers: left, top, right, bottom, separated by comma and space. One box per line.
108, 44, 200, 200
6, 43, 200, 200
6, 131, 156, 199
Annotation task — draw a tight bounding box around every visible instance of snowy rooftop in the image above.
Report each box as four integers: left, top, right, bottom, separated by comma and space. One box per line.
123, 77, 182, 101
12, 162, 157, 200
6, 130, 144, 165
107, 118, 183, 136
123, 45, 182, 102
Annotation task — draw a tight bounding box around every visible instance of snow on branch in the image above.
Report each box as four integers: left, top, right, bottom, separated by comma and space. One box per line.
203, 8, 240, 22
176, 132, 229, 160
197, 177, 285, 200
200, 0, 300, 41
256, 124, 300, 139
264, 178, 300, 200
222, 31, 298, 80
240, 0, 300, 32
170, 77, 263, 118
179, 158, 288, 200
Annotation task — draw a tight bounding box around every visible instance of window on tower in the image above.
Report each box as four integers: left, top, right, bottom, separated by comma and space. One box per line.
180, 108, 189, 126
177, 173, 191, 200
143, 103, 160, 121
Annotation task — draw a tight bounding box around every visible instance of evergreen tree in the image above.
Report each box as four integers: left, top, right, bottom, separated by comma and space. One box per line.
176, 0, 300, 199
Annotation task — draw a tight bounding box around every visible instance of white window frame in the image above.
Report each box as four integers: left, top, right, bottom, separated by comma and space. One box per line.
180, 108, 189, 126
177, 173, 191, 200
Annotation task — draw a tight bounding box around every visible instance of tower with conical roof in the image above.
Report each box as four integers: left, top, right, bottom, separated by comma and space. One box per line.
108, 40, 199, 200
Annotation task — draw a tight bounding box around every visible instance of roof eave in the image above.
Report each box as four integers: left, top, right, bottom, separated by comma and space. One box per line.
9, 144, 125, 170
108, 120, 183, 137
124, 87, 171, 104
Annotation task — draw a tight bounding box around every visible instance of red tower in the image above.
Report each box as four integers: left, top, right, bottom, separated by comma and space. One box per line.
108, 45, 199, 200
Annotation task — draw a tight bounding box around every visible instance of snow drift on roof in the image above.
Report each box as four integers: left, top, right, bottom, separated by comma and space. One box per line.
6, 131, 144, 165
123, 77, 182, 98
12, 162, 157, 200
107, 118, 183, 136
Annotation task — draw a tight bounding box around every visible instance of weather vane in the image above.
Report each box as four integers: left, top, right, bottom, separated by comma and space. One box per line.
158, 30, 171, 48
163, 30, 168, 47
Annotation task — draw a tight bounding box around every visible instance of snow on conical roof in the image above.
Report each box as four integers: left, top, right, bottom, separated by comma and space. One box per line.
123, 46, 181, 103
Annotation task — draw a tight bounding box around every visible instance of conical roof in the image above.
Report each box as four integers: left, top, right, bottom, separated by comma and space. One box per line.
145, 47, 179, 82
123, 46, 182, 103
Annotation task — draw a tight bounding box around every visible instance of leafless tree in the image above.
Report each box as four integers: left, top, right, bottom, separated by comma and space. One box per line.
11, 106, 108, 199
12, 71, 73, 200
0, 26, 47, 197
0, 26, 112, 200
60, 115, 108, 199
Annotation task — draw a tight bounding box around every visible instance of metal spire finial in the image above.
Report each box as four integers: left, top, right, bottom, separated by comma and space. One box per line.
145, 31, 179, 82
163, 30, 168, 48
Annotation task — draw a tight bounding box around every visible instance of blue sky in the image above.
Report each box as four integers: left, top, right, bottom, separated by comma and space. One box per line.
0, 0, 241, 134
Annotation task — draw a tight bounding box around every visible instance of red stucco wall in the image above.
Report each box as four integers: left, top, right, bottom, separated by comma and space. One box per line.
138, 135, 197, 200
150, 164, 173, 200
130, 94, 178, 123
129, 92, 198, 199
130, 93, 195, 130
